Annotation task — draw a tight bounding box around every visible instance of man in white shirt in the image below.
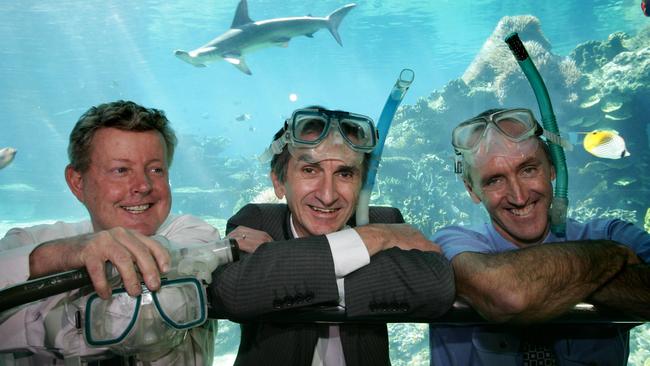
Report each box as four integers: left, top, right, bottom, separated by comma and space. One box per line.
0, 100, 227, 365
209, 106, 456, 366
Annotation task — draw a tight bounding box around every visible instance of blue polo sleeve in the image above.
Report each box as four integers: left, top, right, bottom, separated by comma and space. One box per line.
605, 219, 650, 262
431, 225, 495, 261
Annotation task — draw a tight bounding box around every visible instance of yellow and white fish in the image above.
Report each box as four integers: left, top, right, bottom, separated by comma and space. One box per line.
0, 147, 17, 169
583, 129, 630, 159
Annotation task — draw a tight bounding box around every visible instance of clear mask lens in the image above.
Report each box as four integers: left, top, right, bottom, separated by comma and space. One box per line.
85, 289, 140, 345
293, 115, 328, 144
493, 110, 536, 138
338, 117, 374, 150
154, 280, 205, 328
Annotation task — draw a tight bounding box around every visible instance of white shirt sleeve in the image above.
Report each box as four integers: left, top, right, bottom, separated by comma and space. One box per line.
0, 228, 41, 289
0, 221, 92, 290
325, 228, 370, 278
288, 216, 370, 307
0, 241, 38, 290
157, 214, 221, 245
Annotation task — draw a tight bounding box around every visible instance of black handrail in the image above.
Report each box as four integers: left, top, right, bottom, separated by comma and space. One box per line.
3, 272, 647, 324
211, 301, 648, 325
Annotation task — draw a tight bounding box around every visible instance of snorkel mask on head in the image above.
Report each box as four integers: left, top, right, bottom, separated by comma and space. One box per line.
452, 108, 544, 171
260, 107, 378, 165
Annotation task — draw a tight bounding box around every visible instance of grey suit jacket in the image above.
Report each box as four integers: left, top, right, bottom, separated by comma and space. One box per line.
209, 203, 454, 366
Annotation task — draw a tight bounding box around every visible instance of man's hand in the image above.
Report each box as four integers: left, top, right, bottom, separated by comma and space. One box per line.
355, 223, 441, 256
227, 226, 273, 253
29, 227, 170, 299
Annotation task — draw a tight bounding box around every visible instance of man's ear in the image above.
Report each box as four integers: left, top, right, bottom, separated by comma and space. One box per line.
270, 172, 286, 199
464, 179, 482, 204
65, 165, 85, 203
550, 164, 556, 181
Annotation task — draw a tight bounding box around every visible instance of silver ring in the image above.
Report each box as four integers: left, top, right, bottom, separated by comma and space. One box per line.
242, 234, 247, 240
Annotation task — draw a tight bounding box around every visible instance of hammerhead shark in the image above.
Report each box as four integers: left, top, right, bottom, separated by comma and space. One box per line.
174, 0, 356, 75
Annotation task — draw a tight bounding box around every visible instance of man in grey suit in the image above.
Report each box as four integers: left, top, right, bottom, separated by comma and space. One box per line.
208, 106, 455, 366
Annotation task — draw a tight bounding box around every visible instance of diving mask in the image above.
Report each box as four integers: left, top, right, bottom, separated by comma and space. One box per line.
84, 277, 206, 356
452, 109, 543, 155
260, 107, 378, 163
452, 108, 567, 172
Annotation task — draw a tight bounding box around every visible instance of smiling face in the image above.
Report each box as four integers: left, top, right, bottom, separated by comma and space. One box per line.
271, 153, 363, 238
465, 139, 555, 247
66, 128, 172, 236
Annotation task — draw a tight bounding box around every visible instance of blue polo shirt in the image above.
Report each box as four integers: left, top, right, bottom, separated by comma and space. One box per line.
429, 218, 650, 366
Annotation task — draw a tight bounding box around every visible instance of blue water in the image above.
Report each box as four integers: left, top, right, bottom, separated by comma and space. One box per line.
1, 1, 649, 364
1, 0, 647, 165
1, 0, 647, 224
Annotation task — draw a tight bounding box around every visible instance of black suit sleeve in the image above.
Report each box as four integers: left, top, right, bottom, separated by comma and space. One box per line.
345, 248, 455, 318
210, 204, 340, 319
345, 206, 455, 319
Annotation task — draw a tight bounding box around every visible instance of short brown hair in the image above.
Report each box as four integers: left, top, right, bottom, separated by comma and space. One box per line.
68, 100, 177, 172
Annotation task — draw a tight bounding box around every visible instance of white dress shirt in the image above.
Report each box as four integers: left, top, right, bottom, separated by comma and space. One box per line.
0, 215, 220, 366
288, 216, 370, 366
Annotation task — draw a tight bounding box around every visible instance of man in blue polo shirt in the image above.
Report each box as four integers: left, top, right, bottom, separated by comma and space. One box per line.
429, 108, 650, 365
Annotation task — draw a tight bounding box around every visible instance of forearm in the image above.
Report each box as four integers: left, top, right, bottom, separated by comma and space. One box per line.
28, 236, 86, 279
456, 240, 629, 323
588, 263, 650, 318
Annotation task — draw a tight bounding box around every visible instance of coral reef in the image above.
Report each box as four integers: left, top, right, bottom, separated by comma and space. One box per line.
462, 15, 580, 108
388, 323, 430, 366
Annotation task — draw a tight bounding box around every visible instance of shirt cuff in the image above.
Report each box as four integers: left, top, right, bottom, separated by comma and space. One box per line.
0, 244, 37, 289
326, 228, 370, 278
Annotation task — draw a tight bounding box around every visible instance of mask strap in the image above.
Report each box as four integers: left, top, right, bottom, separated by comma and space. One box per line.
542, 129, 573, 151
259, 131, 289, 163
453, 155, 463, 174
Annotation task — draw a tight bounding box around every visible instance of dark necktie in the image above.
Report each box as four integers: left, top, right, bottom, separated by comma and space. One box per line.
521, 339, 557, 366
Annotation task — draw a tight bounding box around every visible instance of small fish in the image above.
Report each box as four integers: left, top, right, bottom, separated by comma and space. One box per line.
235, 113, 251, 122
583, 130, 630, 159
0, 147, 17, 169
613, 177, 636, 187
643, 0, 649, 16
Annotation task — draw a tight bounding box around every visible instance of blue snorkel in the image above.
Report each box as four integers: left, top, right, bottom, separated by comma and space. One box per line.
356, 69, 415, 225
504, 33, 568, 237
